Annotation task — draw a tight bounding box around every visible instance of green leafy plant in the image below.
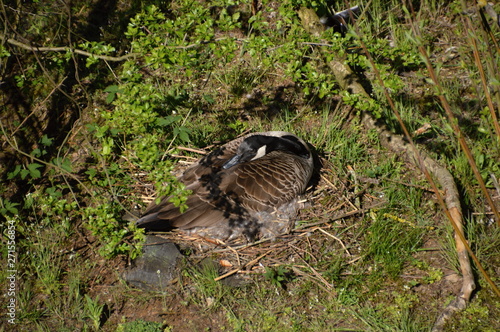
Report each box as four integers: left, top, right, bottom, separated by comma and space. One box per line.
83, 202, 145, 259
264, 265, 295, 288
0, 198, 20, 216
84, 294, 105, 331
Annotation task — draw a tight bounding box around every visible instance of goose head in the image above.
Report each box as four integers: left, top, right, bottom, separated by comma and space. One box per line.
222, 132, 311, 170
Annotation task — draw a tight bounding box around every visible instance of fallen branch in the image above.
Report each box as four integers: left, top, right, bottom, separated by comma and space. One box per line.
1, 35, 241, 63
0, 34, 138, 61
297, 7, 482, 330
290, 244, 334, 291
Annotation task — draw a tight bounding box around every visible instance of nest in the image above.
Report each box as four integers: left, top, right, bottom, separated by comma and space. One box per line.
133, 151, 385, 291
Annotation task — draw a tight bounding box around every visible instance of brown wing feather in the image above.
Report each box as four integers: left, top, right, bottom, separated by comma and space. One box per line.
219, 151, 311, 212
139, 135, 244, 220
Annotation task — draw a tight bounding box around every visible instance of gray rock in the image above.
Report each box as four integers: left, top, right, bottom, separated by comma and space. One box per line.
122, 235, 181, 291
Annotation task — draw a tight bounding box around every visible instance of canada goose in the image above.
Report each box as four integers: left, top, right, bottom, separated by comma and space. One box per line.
136, 131, 314, 241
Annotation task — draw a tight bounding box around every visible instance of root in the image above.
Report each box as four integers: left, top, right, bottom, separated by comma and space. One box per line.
298, 7, 475, 330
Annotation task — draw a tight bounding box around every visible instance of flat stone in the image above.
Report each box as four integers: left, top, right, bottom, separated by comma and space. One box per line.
122, 235, 182, 291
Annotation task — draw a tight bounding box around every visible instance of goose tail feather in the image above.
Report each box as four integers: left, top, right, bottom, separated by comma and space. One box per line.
135, 212, 171, 231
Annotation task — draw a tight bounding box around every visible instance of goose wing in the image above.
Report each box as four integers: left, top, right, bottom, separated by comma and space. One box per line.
136, 133, 313, 232
163, 152, 311, 229
136, 138, 246, 230
219, 151, 312, 212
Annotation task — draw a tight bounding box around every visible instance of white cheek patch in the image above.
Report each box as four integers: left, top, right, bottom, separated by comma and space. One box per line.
251, 145, 267, 160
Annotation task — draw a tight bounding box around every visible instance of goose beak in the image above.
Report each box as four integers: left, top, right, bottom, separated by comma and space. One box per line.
222, 154, 241, 169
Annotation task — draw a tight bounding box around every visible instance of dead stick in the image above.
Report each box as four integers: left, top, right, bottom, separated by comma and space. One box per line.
1, 34, 138, 61
296, 200, 386, 229
214, 250, 272, 281
176, 146, 208, 155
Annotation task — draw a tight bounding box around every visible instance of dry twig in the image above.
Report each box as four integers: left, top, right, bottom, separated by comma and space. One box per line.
214, 250, 272, 281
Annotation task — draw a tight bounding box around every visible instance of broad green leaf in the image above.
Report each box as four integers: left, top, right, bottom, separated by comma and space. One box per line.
27, 163, 43, 178
7, 164, 21, 180
156, 115, 181, 127
41, 135, 53, 147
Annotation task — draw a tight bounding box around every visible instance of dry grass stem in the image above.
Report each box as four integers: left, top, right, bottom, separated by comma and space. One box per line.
316, 227, 352, 256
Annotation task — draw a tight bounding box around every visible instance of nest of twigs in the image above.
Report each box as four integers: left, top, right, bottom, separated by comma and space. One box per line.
134, 151, 385, 291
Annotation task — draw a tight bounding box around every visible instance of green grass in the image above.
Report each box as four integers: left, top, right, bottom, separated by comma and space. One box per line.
364, 213, 425, 278
182, 259, 230, 311
117, 319, 164, 332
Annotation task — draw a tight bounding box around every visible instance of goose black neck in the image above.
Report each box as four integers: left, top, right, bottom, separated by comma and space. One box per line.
250, 135, 310, 159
